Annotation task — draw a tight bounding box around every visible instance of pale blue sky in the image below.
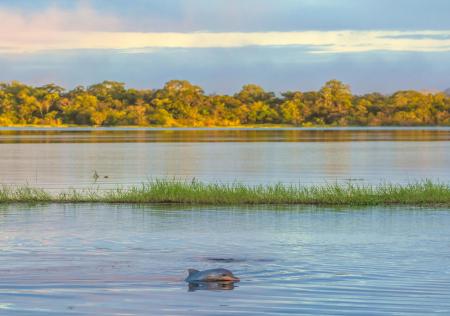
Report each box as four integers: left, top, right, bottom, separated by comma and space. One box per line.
0, 0, 449, 93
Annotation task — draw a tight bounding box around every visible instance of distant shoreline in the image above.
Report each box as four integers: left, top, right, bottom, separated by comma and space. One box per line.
1, 80, 449, 127
1, 125, 450, 131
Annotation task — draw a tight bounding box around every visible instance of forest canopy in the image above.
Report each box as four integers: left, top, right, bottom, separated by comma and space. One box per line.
0, 80, 449, 127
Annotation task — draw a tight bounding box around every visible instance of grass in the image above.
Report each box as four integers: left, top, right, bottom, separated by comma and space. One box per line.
0, 180, 449, 206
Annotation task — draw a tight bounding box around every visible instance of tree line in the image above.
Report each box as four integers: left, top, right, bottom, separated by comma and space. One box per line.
0, 80, 449, 126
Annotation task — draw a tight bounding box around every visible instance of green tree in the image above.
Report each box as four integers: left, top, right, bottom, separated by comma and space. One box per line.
316, 80, 353, 125
0, 79, 449, 127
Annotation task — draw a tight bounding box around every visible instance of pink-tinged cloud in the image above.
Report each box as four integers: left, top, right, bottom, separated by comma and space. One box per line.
0, 4, 121, 33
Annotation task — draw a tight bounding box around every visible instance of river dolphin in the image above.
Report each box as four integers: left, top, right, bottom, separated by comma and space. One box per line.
185, 268, 240, 283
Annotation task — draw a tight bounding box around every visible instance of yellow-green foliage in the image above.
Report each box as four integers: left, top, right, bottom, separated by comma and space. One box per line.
0, 80, 449, 127
1, 180, 449, 206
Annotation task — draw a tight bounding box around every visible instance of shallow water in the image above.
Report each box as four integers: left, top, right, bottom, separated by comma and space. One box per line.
0, 204, 449, 315
0, 128, 449, 189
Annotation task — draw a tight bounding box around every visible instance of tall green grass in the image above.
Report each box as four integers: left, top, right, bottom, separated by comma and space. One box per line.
1, 180, 449, 206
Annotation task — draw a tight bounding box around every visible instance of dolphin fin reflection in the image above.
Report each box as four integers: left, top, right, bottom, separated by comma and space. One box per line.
188, 281, 237, 292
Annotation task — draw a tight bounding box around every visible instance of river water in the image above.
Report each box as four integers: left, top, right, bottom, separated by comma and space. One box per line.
0, 204, 449, 315
0, 128, 449, 315
0, 127, 449, 189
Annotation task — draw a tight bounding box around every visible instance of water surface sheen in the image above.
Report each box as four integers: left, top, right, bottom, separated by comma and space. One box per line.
0, 205, 449, 315
0, 128, 449, 188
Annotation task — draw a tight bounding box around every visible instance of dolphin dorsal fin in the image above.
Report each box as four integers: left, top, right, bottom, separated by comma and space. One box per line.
188, 269, 199, 276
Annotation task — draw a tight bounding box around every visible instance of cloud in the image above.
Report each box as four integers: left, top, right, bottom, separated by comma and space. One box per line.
4, 0, 450, 32
1, 4, 449, 54
1, 1, 449, 94
0, 4, 120, 33
1, 29, 450, 54
382, 33, 450, 40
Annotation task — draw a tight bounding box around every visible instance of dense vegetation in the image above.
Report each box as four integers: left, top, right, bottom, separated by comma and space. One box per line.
1, 180, 449, 206
0, 80, 449, 126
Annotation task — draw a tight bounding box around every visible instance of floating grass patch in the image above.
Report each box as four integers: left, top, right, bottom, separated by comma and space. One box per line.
0, 180, 449, 206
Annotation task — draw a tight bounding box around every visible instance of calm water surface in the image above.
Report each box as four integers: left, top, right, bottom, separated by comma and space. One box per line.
0, 204, 449, 315
0, 128, 449, 189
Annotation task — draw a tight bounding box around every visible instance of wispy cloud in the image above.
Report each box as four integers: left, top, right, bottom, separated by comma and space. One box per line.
0, 5, 449, 54
382, 33, 450, 40
0, 4, 120, 32
2, 30, 450, 54
1, 1, 449, 93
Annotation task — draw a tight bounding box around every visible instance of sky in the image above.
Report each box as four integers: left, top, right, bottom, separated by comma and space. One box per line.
0, 0, 449, 94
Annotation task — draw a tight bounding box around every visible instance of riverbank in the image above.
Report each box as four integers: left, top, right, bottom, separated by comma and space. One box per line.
1, 181, 449, 206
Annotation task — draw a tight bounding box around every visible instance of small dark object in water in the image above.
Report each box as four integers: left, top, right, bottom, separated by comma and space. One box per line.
203, 257, 274, 263
185, 268, 240, 283
205, 258, 240, 263
104, 176, 109, 179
